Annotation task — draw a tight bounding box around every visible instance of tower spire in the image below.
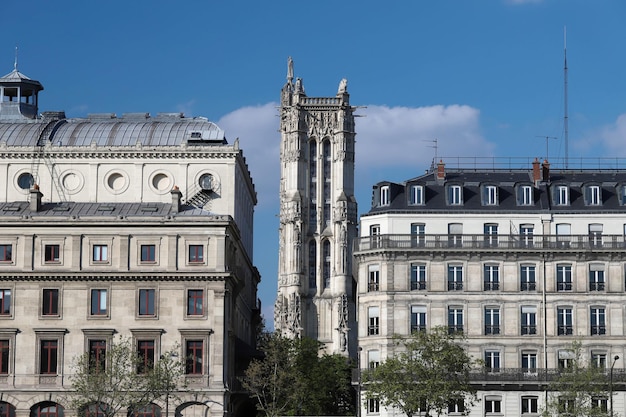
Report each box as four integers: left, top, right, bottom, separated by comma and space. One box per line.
14, 46, 18, 71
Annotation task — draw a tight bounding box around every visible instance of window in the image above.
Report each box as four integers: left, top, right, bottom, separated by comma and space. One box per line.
559, 397, 575, 415
0, 245, 11, 262
88, 340, 106, 372
590, 307, 606, 335
410, 223, 425, 247
589, 223, 603, 247
0, 289, 12, 315
138, 289, 156, 316
483, 185, 498, 205
308, 240, 316, 289
44, 244, 60, 262
520, 224, 534, 247
520, 265, 536, 291
484, 350, 500, 372
368, 265, 379, 292
368, 307, 380, 335
589, 264, 605, 291
411, 305, 426, 333
323, 240, 331, 289
367, 398, 380, 414
185, 340, 203, 375
484, 397, 501, 414
484, 307, 500, 335
557, 307, 573, 335
368, 350, 380, 369
137, 340, 155, 373
90, 289, 108, 316
369, 224, 381, 249
448, 185, 462, 205
448, 307, 463, 334
448, 265, 463, 291
448, 223, 463, 247
308, 141, 317, 230
379, 185, 389, 206
447, 398, 465, 413
483, 223, 498, 247
591, 352, 607, 368
556, 223, 571, 248
92, 245, 108, 262
521, 351, 537, 372
521, 306, 537, 335
410, 185, 424, 205
558, 349, 575, 369
556, 264, 572, 291
133, 404, 161, 417
188, 245, 203, 263
0, 339, 8, 374
518, 185, 533, 206
83, 403, 109, 417
591, 397, 608, 412
0, 402, 15, 417
585, 185, 601, 205
410, 263, 426, 290
483, 264, 499, 290
31, 403, 64, 417
140, 244, 156, 262
40, 340, 58, 374
42, 289, 59, 316
521, 396, 538, 414
187, 289, 204, 316
555, 185, 569, 205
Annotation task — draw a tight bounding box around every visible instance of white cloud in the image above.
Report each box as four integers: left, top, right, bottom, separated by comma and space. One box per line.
576, 113, 626, 158
505, 0, 543, 4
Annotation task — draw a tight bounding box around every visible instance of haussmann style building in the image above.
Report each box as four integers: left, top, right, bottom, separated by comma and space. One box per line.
0, 65, 260, 417
355, 158, 626, 416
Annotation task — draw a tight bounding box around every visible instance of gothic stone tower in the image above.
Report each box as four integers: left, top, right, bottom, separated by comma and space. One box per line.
275, 58, 358, 356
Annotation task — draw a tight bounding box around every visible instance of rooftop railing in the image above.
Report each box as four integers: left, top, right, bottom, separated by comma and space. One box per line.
354, 234, 625, 252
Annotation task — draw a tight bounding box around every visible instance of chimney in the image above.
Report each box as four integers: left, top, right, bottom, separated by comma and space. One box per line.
436, 160, 446, 180
542, 159, 550, 182
532, 158, 541, 184
30, 184, 43, 212
171, 185, 182, 213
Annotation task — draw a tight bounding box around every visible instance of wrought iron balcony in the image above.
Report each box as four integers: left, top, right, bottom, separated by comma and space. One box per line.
355, 234, 626, 252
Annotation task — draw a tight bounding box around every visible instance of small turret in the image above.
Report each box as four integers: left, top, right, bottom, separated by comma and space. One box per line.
0, 57, 44, 121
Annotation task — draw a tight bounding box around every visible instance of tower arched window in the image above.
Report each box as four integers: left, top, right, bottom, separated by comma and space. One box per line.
322, 140, 331, 227
322, 240, 331, 289
308, 140, 317, 230
308, 240, 317, 289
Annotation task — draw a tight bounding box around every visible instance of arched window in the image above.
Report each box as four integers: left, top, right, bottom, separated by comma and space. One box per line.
308, 140, 317, 230
308, 240, 317, 289
132, 404, 161, 417
0, 402, 15, 417
322, 140, 331, 227
322, 240, 331, 289
30, 402, 64, 417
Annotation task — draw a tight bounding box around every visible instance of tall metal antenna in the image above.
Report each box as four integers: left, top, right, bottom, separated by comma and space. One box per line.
564, 27, 569, 168
536, 135, 557, 160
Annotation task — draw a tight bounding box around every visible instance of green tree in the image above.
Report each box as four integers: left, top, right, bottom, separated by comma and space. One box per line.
363, 326, 479, 417
67, 337, 184, 417
241, 333, 355, 416
542, 341, 613, 417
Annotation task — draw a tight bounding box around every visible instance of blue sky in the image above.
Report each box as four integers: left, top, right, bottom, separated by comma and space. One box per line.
3, 0, 626, 326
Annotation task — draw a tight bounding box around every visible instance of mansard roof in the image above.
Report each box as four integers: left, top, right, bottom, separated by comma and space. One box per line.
367, 162, 626, 215
0, 113, 226, 147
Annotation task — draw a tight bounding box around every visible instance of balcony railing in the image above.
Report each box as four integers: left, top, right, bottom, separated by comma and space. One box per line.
356, 234, 626, 252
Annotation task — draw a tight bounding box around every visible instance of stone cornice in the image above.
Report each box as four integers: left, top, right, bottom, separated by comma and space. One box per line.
0, 274, 232, 282
0, 148, 240, 160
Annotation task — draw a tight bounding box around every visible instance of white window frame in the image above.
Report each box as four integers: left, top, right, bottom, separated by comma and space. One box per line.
483, 185, 498, 205
521, 305, 537, 335
556, 185, 569, 205
519, 185, 533, 206
557, 306, 573, 335
368, 306, 380, 336
411, 305, 427, 333
379, 185, 390, 206
448, 184, 462, 205
484, 307, 500, 335
586, 185, 601, 205
368, 265, 380, 292
410, 184, 424, 205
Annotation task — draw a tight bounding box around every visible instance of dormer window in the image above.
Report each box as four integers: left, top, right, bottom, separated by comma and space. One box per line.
409, 185, 424, 205
518, 185, 533, 206
620, 185, 626, 205
482, 185, 498, 206
380, 186, 390, 206
584, 185, 601, 206
447, 185, 463, 206
555, 185, 569, 206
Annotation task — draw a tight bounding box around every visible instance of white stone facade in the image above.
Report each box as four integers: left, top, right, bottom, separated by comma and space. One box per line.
0, 68, 260, 417
355, 159, 626, 417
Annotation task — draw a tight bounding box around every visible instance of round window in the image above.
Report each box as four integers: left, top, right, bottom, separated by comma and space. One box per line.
17, 173, 34, 190
199, 174, 213, 190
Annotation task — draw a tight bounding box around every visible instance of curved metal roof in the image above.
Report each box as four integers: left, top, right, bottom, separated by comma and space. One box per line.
0, 115, 226, 147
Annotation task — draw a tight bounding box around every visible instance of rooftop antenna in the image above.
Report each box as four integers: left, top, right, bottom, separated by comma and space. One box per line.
536, 135, 557, 160
14, 46, 18, 71
424, 138, 438, 169
564, 27, 569, 168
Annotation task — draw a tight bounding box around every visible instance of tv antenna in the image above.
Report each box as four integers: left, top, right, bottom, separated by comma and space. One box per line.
424, 138, 438, 168
536, 136, 557, 161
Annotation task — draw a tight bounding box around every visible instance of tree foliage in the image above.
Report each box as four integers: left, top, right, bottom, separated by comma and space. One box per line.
67, 337, 185, 417
241, 333, 355, 416
362, 326, 479, 417
542, 341, 613, 417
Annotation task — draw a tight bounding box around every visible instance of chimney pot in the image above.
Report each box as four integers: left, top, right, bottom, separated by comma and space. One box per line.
30, 185, 43, 212
436, 160, 445, 180
171, 186, 182, 213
